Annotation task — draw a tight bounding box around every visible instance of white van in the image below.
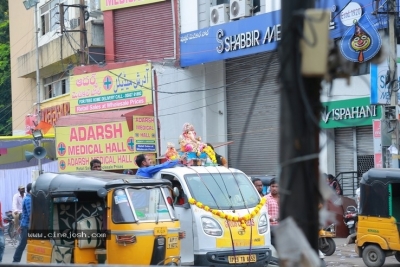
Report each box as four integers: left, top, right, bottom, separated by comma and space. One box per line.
153, 166, 272, 266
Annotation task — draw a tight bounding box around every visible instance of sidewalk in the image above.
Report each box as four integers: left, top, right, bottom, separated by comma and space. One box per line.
1, 238, 26, 264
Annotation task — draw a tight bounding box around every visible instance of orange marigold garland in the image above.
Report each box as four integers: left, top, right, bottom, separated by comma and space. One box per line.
188, 197, 267, 230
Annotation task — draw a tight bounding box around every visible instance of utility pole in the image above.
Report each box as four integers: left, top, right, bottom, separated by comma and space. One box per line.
59, 1, 87, 65
35, 2, 42, 174
388, 0, 399, 168
79, 0, 86, 65
278, 0, 321, 255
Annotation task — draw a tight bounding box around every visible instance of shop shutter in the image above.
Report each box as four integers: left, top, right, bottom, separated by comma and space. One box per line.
114, 1, 174, 62
225, 52, 280, 176
334, 127, 355, 174
356, 126, 374, 176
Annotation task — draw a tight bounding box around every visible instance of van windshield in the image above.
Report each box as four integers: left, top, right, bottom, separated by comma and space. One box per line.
184, 173, 260, 210
112, 187, 174, 223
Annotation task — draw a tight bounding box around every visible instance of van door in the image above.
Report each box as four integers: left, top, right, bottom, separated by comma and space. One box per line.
163, 174, 194, 265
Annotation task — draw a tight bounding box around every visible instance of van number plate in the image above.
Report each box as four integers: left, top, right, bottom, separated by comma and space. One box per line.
167, 237, 178, 249
228, 254, 256, 264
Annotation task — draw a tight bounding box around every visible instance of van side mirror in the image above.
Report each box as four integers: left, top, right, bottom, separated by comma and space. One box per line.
173, 187, 180, 197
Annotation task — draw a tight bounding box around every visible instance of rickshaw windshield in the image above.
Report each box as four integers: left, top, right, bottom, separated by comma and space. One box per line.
184, 172, 260, 210
112, 187, 175, 223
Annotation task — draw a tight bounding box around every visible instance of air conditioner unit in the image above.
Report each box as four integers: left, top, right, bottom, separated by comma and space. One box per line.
230, 0, 251, 20
257, 0, 281, 14
210, 4, 230, 26
87, 0, 102, 18
69, 18, 80, 29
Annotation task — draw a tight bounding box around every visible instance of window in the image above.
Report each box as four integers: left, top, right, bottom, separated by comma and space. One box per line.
184, 173, 260, 210
40, 0, 69, 36
43, 73, 70, 100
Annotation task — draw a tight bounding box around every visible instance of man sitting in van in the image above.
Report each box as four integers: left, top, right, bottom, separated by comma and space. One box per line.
135, 154, 182, 178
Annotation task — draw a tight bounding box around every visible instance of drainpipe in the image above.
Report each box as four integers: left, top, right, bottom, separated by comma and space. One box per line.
166, 0, 177, 60
152, 68, 161, 163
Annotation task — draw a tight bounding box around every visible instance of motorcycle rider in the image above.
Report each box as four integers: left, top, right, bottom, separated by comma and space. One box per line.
12, 185, 25, 230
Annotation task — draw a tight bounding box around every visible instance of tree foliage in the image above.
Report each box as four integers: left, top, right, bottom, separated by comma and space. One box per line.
0, 0, 10, 135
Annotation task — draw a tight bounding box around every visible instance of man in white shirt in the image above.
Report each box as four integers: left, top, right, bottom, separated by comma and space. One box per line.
12, 185, 25, 228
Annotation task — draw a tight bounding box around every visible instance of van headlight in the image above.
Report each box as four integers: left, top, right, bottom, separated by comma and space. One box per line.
258, 214, 268, 234
201, 217, 223, 236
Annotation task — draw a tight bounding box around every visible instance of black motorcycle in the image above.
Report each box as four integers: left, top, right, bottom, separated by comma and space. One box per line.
343, 205, 358, 235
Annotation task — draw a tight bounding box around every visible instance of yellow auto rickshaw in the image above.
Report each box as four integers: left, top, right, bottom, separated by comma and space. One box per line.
27, 171, 182, 265
356, 168, 400, 267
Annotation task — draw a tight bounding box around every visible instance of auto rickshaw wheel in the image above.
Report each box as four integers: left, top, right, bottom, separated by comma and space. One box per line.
319, 238, 336, 256
362, 244, 386, 267
394, 251, 400, 262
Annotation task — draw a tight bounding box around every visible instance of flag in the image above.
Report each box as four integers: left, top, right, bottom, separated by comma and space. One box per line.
35, 121, 53, 135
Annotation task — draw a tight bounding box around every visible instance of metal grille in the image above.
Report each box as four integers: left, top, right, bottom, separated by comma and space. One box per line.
114, 1, 174, 62
334, 127, 354, 174
357, 155, 374, 177
356, 126, 373, 176
225, 51, 280, 175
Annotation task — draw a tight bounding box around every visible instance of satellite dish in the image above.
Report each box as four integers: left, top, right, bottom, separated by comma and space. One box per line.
231, 1, 240, 17
211, 8, 219, 24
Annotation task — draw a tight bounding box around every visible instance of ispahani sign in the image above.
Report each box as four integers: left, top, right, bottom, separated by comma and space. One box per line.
320, 97, 382, 129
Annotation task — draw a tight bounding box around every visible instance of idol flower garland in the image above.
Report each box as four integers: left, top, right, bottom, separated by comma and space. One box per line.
188, 197, 267, 230
202, 145, 217, 164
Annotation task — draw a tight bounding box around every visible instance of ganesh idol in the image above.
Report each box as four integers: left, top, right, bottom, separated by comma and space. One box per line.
178, 123, 206, 155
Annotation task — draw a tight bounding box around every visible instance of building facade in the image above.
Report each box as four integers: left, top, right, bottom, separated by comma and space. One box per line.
8, 0, 392, 176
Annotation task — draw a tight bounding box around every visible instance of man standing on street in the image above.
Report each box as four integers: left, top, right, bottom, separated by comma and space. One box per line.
12, 185, 25, 228
252, 178, 265, 196
266, 178, 279, 246
13, 183, 32, 263
0, 201, 5, 263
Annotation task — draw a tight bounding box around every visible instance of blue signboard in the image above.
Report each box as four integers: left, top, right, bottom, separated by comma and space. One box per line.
136, 144, 156, 152
180, 0, 389, 67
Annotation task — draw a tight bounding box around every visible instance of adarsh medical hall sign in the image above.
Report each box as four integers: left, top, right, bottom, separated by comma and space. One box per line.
56, 117, 156, 172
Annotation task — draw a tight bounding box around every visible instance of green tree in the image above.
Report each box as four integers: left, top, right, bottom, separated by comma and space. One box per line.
0, 0, 10, 135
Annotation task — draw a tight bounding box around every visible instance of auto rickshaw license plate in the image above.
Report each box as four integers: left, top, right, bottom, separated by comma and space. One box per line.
228, 254, 256, 264
154, 227, 168, 236
167, 237, 178, 248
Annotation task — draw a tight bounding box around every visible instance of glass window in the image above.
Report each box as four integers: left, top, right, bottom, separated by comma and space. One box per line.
112, 188, 173, 223
112, 189, 135, 223
184, 173, 260, 210
128, 188, 173, 222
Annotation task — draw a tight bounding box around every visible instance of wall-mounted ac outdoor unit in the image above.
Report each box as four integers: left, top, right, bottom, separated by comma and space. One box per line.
210, 4, 230, 26
69, 18, 80, 29
257, 0, 281, 14
230, 0, 251, 19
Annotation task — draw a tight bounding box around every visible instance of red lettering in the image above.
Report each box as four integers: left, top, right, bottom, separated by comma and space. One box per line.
87, 126, 96, 140
104, 124, 112, 139
96, 125, 105, 140
114, 123, 123, 138
78, 127, 86, 141
70, 128, 78, 142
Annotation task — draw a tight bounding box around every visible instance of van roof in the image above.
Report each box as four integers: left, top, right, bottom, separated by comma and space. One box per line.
156, 166, 243, 177
33, 171, 171, 195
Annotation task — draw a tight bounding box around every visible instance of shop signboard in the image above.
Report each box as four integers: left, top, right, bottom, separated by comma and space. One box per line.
180, 0, 388, 67
56, 116, 156, 172
100, 0, 165, 11
370, 45, 400, 105
372, 119, 383, 168
69, 64, 152, 115
320, 97, 382, 129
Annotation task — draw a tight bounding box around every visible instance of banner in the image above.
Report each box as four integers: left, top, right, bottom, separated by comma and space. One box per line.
56, 117, 156, 172
100, 0, 165, 11
372, 120, 383, 168
69, 64, 152, 114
